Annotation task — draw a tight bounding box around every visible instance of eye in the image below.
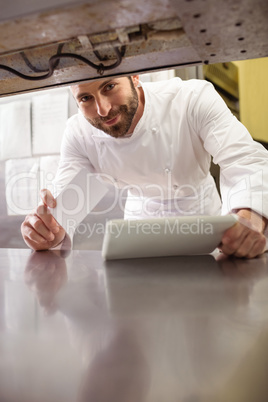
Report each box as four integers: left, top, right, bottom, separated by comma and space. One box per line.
104, 83, 116, 92
80, 95, 93, 103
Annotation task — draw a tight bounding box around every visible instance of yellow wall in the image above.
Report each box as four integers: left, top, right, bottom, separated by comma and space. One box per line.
233, 57, 268, 142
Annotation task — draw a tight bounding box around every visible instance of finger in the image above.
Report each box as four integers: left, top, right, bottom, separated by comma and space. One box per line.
220, 223, 248, 255
232, 230, 259, 258
40, 188, 56, 208
236, 233, 266, 259
231, 217, 267, 258
35, 204, 60, 235
22, 220, 49, 245
27, 212, 57, 242
220, 224, 267, 259
21, 221, 53, 251
22, 222, 64, 251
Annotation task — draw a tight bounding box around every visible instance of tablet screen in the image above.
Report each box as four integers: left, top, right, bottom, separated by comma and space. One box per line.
102, 214, 237, 260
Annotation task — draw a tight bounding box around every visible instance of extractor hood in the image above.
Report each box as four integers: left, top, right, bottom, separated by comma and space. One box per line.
0, 0, 267, 96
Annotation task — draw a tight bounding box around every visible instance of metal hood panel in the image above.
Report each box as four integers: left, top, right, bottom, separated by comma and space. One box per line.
0, 0, 267, 96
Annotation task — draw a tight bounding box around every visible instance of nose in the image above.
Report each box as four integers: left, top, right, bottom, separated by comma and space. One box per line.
95, 96, 111, 117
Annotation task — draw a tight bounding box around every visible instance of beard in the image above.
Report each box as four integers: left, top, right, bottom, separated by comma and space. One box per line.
85, 81, 139, 138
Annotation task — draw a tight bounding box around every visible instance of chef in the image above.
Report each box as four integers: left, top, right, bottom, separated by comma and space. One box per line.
21, 75, 268, 258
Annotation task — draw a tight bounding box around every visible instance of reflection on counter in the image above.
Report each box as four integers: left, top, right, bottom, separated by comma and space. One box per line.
24, 250, 68, 315
77, 326, 150, 402
0, 249, 268, 401
104, 253, 268, 314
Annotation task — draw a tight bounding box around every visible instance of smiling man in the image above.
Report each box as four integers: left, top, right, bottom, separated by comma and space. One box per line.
21, 74, 268, 258
71, 76, 142, 138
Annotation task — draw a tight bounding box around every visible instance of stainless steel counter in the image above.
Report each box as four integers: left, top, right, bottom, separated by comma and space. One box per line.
1, 248, 268, 402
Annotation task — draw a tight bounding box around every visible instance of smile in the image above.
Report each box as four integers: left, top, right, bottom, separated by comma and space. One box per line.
104, 114, 120, 126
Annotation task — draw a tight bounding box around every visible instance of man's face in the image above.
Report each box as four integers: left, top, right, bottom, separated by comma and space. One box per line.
71, 77, 139, 138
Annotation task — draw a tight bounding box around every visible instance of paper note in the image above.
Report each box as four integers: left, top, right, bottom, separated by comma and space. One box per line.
5, 158, 40, 215
32, 89, 69, 155
39, 155, 60, 192
0, 100, 32, 160
50, 169, 108, 237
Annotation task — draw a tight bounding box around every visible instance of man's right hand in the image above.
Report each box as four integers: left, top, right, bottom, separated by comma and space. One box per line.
21, 189, 66, 251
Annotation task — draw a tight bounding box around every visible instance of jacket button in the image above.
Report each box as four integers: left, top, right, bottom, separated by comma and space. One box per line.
164, 168, 171, 174
152, 128, 157, 134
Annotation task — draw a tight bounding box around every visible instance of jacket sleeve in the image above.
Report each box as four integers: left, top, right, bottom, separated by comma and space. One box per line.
189, 80, 268, 219
53, 115, 95, 197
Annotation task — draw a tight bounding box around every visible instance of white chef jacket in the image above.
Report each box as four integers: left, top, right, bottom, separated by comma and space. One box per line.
54, 78, 268, 220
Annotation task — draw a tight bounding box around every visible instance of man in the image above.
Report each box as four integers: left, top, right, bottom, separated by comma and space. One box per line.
21, 75, 268, 257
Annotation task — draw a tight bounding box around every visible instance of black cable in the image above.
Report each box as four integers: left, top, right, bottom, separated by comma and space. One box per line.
0, 46, 123, 81
93, 49, 109, 62
94, 46, 126, 62
20, 43, 64, 73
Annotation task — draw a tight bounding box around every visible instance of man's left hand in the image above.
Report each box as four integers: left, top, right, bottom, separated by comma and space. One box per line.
219, 209, 267, 258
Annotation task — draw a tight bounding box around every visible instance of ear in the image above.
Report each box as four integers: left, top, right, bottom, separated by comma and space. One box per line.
131, 75, 140, 88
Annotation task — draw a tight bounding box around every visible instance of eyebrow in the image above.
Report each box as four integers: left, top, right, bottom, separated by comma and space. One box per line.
76, 79, 114, 100
98, 79, 114, 90
75, 91, 91, 100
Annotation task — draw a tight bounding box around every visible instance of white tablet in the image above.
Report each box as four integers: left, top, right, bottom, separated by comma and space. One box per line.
102, 214, 237, 260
